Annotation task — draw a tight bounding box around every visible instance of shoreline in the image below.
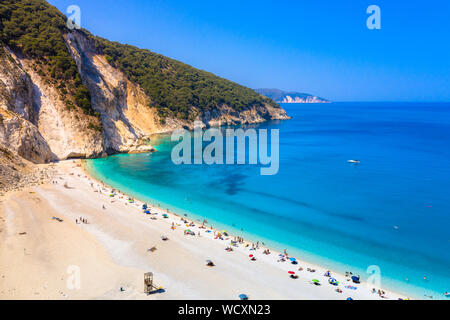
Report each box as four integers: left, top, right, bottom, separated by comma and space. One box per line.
0, 159, 409, 299
79, 159, 409, 300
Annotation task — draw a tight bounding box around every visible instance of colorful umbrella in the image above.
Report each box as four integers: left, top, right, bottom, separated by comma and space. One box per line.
329, 277, 339, 285
288, 271, 295, 275
312, 279, 320, 283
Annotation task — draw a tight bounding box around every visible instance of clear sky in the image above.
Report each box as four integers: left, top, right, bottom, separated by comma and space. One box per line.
48, 0, 450, 102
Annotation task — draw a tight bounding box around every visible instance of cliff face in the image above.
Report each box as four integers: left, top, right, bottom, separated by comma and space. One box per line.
0, 31, 289, 164
0, 108, 53, 163
65, 31, 160, 154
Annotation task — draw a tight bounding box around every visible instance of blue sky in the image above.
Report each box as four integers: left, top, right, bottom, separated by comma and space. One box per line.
49, 0, 450, 102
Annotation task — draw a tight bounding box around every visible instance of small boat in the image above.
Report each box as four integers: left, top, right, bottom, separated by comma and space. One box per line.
347, 159, 361, 164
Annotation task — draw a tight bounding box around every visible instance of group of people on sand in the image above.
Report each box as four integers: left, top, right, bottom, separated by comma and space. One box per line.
76, 217, 88, 224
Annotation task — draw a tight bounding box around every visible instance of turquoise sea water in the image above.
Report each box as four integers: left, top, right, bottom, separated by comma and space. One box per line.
86, 102, 450, 299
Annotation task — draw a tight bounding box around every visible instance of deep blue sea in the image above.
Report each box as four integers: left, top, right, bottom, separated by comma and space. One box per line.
86, 102, 450, 299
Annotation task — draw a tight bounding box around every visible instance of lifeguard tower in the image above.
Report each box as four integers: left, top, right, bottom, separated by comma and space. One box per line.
144, 272, 163, 294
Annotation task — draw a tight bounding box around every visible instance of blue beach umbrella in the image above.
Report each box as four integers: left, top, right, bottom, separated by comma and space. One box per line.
239, 294, 248, 300
289, 257, 296, 261
329, 277, 339, 285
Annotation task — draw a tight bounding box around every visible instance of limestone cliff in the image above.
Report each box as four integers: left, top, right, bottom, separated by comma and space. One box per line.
0, 1, 289, 167
0, 46, 103, 161
0, 35, 289, 165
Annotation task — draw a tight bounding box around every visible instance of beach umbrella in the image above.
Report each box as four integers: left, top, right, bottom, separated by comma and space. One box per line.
329, 277, 339, 285
289, 257, 296, 261
249, 254, 253, 258
312, 279, 320, 283
288, 271, 295, 275
239, 294, 248, 300
351, 276, 360, 283
144, 210, 150, 214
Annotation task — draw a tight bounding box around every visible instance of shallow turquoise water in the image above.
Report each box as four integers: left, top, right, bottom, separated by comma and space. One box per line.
86, 102, 450, 299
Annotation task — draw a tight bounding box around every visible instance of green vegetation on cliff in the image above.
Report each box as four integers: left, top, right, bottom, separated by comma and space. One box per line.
91, 35, 278, 120
0, 0, 94, 115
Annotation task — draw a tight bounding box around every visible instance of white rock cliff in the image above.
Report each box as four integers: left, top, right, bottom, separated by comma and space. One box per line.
0, 31, 289, 165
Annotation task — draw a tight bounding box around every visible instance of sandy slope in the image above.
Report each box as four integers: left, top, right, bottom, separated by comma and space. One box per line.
0, 160, 407, 300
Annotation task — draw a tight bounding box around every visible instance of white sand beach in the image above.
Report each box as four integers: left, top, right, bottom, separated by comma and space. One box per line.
0, 160, 408, 300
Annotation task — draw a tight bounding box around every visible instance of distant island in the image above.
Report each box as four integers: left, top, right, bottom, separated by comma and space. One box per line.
255, 88, 329, 103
